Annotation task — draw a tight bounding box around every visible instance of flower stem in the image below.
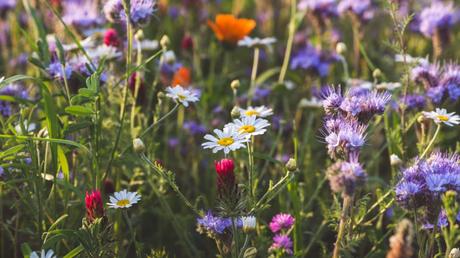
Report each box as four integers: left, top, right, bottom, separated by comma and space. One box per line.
420, 124, 441, 160
247, 47, 260, 106
333, 195, 352, 258
278, 0, 297, 83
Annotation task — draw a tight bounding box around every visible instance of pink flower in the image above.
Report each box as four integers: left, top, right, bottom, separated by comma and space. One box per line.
269, 213, 295, 233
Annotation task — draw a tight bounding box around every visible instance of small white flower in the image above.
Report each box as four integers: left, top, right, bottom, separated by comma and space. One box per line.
423, 108, 460, 126
108, 189, 141, 209
238, 36, 277, 48
165, 85, 199, 107
395, 54, 429, 66
0, 76, 4, 84
87, 45, 122, 59
225, 116, 270, 137
239, 106, 273, 118
30, 249, 56, 258
376, 82, 402, 91
298, 97, 323, 108
134, 39, 159, 50
15, 120, 37, 135
241, 216, 257, 232
202, 127, 249, 154
161, 50, 176, 64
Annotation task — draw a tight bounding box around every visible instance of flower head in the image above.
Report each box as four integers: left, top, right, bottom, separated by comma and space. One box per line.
239, 106, 273, 118
291, 44, 339, 77
327, 161, 367, 197
269, 234, 293, 255
104, 0, 156, 27
423, 108, 460, 126
165, 85, 199, 107
419, 2, 458, 37
30, 249, 56, 258
214, 159, 236, 195
238, 36, 276, 48
241, 216, 257, 232
107, 189, 141, 209
104, 28, 121, 47
208, 14, 256, 45
196, 211, 232, 235
62, 0, 104, 29
85, 190, 104, 223
269, 213, 295, 233
338, 0, 374, 21
224, 116, 270, 137
202, 127, 249, 154
298, 0, 338, 18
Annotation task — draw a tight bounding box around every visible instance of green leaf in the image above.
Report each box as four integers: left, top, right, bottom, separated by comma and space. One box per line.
0, 144, 25, 159
63, 245, 85, 258
21, 243, 33, 258
65, 105, 94, 116
57, 146, 70, 181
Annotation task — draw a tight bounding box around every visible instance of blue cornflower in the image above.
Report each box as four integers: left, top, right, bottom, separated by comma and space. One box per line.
197, 211, 232, 235
104, 0, 156, 27
47, 61, 72, 80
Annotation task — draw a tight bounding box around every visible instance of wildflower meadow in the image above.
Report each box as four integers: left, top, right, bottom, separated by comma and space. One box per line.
1, 0, 460, 257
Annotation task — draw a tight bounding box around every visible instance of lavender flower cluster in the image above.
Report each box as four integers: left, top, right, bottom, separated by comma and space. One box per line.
0, 83, 28, 117
395, 152, 460, 229
290, 44, 339, 77
196, 211, 242, 238
409, 61, 460, 106
322, 85, 391, 197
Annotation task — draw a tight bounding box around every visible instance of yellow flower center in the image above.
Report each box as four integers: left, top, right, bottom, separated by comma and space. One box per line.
239, 125, 256, 133
116, 199, 130, 207
437, 115, 449, 122
177, 94, 187, 100
245, 110, 259, 116
217, 137, 234, 146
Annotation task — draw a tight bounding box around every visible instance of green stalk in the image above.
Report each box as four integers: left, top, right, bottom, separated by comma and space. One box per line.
130, 37, 143, 137
332, 195, 352, 258
278, 0, 297, 83
247, 47, 260, 106
420, 124, 441, 160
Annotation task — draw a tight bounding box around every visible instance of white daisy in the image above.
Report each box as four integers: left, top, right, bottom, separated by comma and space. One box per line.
107, 189, 141, 209
87, 45, 122, 60
239, 106, 273, 118
30, 249, 56, 258
134, 39, 159, 50
202, 127, 249, 154
238, 36, 277, 48
241, 216, 257, 232
225, 116, 270, 137
15, 120, 37, 135
165, 85, 199, 107
423, 108, 460, 126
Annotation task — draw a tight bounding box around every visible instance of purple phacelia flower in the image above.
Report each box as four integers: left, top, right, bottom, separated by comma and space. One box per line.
324, 119, 366, 159
290, 44, 338, 77
338, 0, 375, 22
403, 94, 426, 110
269, 234, 293, 255
183, 121, 207, 135
440, 64, 460, 101
419, 2, 458, 38
104, 0, 156, 27
322, 86, 343, 115
0, 83, 28, 117
410, 62, 441, 89
269, 213, 295, 233
298, 0, 338, 18
0, 0, 15, 17
327, 160, 367, 197
47, 61, 72, 80
62, 0, 104, 29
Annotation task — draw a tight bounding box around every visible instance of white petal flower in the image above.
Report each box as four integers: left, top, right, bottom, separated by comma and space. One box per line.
225, 116, 270, 137
395, 54, 429, 66
239, 106, 273, 118
376, 82, 402, 91
134, 39, 159, 50
87, 45, 122, 59
423, 108, 460, 126
238, 36, 277, 48
30, 249, 56, 258
165, 85, 199, 107
0, 76, 4, 84
202, 127, 249, 154
107, 189, 141, 209
241, 216, 257, 232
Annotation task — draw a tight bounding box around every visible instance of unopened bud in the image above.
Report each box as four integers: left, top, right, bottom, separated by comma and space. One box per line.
231, 106, 241, 119
133, 138, 145, 153
160, 35, 170, 49
285, 158, 297, 172
241, 216, 256, 233
135, 30, 144, 41
390, 154, 402, 166
230, 80, 240, 91
373, 69, 382, 79
157, 91, 165, 99
336, 42, 347, 55
417, 115, 426, 124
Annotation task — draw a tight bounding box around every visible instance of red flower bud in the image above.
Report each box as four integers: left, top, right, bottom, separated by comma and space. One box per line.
181, 35, 194, 50
215, 159, 236, 195
85, 190, 104, 223
104, 28, 120, 48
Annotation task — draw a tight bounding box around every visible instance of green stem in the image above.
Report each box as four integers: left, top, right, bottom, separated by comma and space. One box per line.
122, 210, 140, 257
420, 124, 441, 160
232, 218, 239, 258
278, 0, 297, 83
332, 195, 352, 258
247, 47, 260, 106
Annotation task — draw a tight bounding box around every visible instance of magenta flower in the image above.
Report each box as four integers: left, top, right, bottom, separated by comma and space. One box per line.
269, 234, 294, 255
269, 213, 295, 233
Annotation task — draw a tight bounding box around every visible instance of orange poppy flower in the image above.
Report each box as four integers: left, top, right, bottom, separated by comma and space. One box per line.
208, 14, 256, 45
172, 67, 191, 87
